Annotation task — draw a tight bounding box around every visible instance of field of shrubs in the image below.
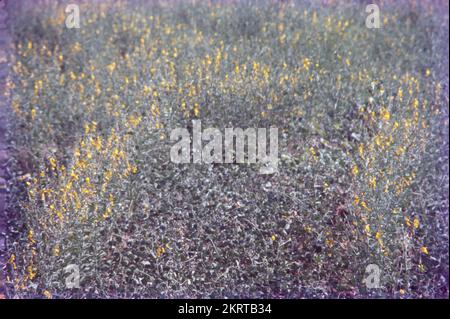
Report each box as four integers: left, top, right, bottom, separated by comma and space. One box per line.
4, 0, 449, 298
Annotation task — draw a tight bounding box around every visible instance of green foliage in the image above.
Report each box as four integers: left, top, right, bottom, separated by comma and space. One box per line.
5, 1, 449, 298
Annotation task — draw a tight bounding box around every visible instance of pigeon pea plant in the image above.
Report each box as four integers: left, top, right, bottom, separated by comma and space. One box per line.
4, 0, 449, 298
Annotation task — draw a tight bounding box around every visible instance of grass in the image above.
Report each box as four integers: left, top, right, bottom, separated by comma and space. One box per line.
4, 0, 449, 298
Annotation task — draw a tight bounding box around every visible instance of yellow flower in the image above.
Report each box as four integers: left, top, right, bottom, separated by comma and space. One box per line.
27, 265, 37, 280
43, 290, 52, 299
418, 263, 425, 272
420, 246, 429, 255
90, 136, 103, 151
380, 107, 390, 122
49, 157, 57, 170
405, 217, 412, 227
399, 289, 405, 295
302, 58, 311, 70
397, 88, 403, 101
53, 245, 60, 257
107, 62, 116, 74
364, 224, 371, 234
70, 170, 79, 180
358, 144, 364, 159
369, 176, 377, 189
361, 201, 370, 211
128, 114, 142, 127
393, 121, 399, 131
103, 207, 112, 219
271, 235, 276, 241
395, 146, 405, 156
413, 218, 420, 229
193, 103, 200, 117
156, 246, 166, 258
353, 195, 360, 205
352, 165, 359, 176
375, 135, 382, 147
375, 231, 382, 240
28, 230, 36, 245
8, 254, 17, 270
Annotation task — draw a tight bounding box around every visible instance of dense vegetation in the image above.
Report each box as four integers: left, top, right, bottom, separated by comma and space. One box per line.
5, 0, 449, 298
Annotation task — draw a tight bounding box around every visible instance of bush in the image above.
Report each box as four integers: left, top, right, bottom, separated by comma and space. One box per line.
5, 0, 449, 298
